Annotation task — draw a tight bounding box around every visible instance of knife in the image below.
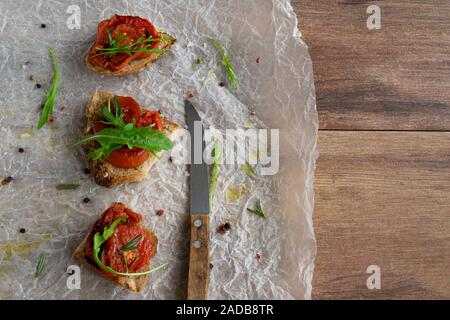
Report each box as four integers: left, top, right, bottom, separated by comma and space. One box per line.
185, 99, 210, 300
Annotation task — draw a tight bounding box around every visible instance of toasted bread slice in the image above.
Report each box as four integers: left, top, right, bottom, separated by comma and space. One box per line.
85, 32, 175, 76
83, 90, 179, 188
73, 203, 158, 292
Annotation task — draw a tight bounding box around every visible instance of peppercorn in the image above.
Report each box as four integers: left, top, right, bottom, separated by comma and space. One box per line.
83, 197, 90, 203
83, 168, 91, 174
41, 23, 46, 28
219, 81, 225, 87
18, 147, 25, 153
19, 228, 26, 234
209, 263, 214, 269
156, 209, 164, 216
36, 83, 42, 89
223, 222, 231, 231
1, 176, 13, 185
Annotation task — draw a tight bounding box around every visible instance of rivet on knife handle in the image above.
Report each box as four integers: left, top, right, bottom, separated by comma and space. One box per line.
187, 214, 210, 300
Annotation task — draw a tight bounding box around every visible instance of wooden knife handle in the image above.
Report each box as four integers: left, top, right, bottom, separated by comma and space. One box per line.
187, 214, 210, 300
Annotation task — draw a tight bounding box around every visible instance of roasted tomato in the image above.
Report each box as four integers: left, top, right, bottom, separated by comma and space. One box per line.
106, 147, 150, 169
88, 15, 160, 71
115, 96, 142, 126
91, 95, 164, 169
141, 110, 163, 131
85, 203, 157, 279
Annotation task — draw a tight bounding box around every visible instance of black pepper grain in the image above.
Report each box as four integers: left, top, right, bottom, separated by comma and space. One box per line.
83, 197, 90, 203
83, 168, 91, 174
168, 156, 173, 163
223, 222, 231, 231
19, 228, 26, 234
18, 147, 25, 153
36, 83, 42, 89
41, 23, 46, 28
156, 209, 164, 216
219, 81, 225, 87
209, 263, 214, 269
1, 176, 13, 185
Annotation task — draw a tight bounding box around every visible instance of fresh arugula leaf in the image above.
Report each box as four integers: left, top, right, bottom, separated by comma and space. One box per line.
70, 97, 173, 160
92, 217, 167, 277
101, 217, 126, 242
209, 141, 222, 210
35, 252, 49, 278
99, 97, 126, 128
72, 126, 173, 160
209, 39, 238, 90
122, 235, 143, 252
247, 199, 266, 219
38, 47, 59, 129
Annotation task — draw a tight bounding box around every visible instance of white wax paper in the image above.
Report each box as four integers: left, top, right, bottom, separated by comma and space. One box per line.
0, 0, 318, 299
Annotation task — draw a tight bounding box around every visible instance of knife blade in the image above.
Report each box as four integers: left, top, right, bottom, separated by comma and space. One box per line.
185, 99, 210, 214
185, 99, 210, 300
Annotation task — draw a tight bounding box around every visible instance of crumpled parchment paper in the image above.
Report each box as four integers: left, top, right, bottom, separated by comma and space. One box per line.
0, 0, 318, 299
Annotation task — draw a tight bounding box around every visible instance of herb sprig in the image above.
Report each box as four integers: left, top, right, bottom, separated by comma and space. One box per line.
38, 47, 59, 129
70, 98, 173, 160
35, 252, 49, 278
90, 29, 173, 59
56, 183, 80, 190
93, 217, 167, 277
247, 199, 266, 219
122, 235, 143, 252
209, 39, 238, 90
209, 141, 222, 210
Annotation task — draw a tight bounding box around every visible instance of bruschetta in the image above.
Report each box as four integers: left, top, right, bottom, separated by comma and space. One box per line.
85, 15, 175, 76
79, 90, 179, 188
74, 203, 159, 292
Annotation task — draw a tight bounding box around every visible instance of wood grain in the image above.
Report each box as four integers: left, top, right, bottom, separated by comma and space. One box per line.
292, 0, 450, 130
313, 131, 450, 299
187, 214, 210, 300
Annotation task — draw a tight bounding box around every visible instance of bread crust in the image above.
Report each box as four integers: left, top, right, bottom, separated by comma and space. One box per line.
85, 32, 175, 76
73, 202, 158, 292
83, 90, 179, 188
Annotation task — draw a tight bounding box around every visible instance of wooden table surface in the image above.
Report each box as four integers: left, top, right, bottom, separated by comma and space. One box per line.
292, 1, 450, 299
